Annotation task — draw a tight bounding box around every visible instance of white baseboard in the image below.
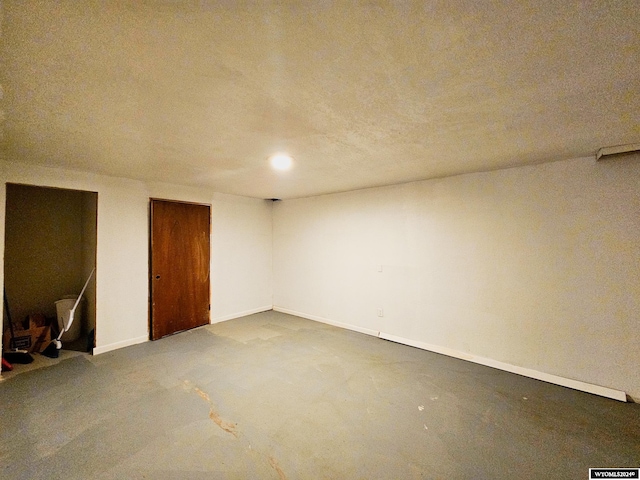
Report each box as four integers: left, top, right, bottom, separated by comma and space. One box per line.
378, 332, 627, 402
92, 306, 272, 355
93, 335, 148, 355
211, 305, 273, 324
93, 310, 628, 402
273, 306, 380, 337
269, 307, 627, 402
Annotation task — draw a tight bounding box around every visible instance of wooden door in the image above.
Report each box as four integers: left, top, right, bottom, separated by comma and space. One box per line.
150, 199, 210, 340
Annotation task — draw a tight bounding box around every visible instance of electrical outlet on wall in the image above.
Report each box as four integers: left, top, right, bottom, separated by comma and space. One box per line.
377, 308, 384, 317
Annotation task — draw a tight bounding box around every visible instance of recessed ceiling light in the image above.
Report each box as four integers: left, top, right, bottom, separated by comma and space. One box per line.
269, 153, 293, 171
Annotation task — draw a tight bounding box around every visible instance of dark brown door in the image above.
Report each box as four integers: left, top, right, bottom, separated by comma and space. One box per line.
150, 199, 210, 340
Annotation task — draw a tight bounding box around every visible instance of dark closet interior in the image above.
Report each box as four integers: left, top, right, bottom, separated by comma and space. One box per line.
3, 184, 97, 353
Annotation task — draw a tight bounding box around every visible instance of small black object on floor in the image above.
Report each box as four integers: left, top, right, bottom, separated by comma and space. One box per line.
3, 287, 35, 364
41, 341, 60, 358
3, 350, 34, 364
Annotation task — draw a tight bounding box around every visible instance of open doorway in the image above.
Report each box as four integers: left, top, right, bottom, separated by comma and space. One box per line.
3, 184, 97, 363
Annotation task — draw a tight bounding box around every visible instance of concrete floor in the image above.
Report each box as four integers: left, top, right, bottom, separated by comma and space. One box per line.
1, 311, 638, 479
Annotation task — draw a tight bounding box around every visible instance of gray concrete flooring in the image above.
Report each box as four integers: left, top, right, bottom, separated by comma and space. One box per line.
1, 311, 638, 479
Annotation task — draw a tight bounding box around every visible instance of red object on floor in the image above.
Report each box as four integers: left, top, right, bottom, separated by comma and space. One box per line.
1, 357, 13, 371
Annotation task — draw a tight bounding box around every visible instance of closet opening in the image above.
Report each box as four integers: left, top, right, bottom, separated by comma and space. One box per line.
2, 184, 97, 369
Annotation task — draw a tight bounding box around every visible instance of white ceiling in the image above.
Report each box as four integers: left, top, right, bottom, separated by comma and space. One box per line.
1, 1, 638, 199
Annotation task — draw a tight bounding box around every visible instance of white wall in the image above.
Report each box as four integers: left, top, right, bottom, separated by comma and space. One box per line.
0, 161, 273, 355
4, 155, 637, 399
210, 193, 273, 322
273, 156, 640, 399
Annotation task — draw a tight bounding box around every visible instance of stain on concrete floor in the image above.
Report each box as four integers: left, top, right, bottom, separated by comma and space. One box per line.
1, 310, 639, 479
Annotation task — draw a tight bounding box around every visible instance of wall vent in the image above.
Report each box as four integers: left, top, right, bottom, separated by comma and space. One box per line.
596, 143, 640, 161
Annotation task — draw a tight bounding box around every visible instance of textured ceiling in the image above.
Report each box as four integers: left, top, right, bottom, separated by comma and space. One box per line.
1, 1, 638, 199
